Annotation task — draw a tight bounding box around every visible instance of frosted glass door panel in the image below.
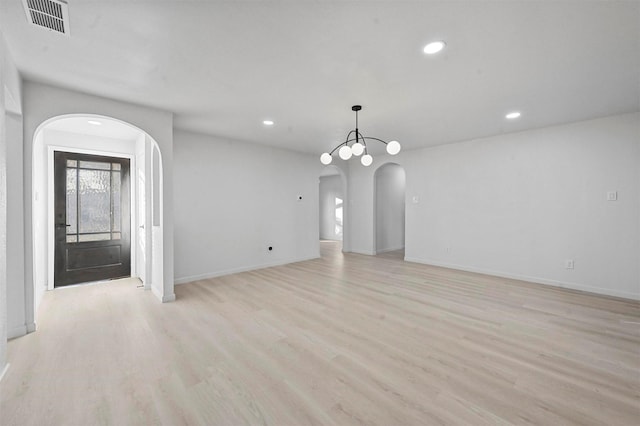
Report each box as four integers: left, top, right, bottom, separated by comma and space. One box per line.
66, 160, 123, 242
112, 172, 121, 232
79, 169, 111, 237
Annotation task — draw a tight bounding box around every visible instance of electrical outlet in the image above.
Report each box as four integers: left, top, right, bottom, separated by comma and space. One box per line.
607, 191, 617, 201
565, 259, 574, 269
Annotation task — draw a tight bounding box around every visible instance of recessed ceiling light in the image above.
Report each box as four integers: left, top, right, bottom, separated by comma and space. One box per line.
423, 40, 446, 54
87, 120, 102, 126
505, 112, 521, 119
263, 120, 274, 126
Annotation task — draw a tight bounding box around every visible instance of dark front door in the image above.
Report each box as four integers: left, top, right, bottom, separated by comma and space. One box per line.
54, 151, 131, 287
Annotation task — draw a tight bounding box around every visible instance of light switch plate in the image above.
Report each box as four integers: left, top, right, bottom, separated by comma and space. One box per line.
607, 191, 617, 201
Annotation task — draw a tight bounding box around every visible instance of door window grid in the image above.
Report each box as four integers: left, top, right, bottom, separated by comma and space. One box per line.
66, 160, 123, 243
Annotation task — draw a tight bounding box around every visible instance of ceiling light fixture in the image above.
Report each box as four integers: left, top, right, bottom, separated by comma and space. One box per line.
320, 105, 401, 167
263, 120, 274, 126
505, 111, 521, 119
423, 40, 446, 54
87, 120, 102, 126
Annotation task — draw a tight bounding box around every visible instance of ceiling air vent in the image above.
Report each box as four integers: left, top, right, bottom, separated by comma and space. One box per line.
21, 0, 70, 36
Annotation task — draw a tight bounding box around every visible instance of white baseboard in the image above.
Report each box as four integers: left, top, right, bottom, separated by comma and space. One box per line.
404, 257, 640, 301
151, 285, 163, 302
349, 249, 376, 256
0, 363, 10, 383
376, 245, 405, 254
150, 285, 175, 303
162, 293, 176, 303
174, 254, 320, 285
8, 325, 26, 340
7, 322, 36, 340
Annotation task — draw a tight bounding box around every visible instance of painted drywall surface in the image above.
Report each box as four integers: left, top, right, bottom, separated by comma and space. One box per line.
173, 129, 320, 283
375, 163, 405, 253
347, 162, 376, 255
319, 175, 344, 241
0, 46, 7, 378
31, 131, 45, 318
19, 81, 175, 333
6, 113, 24, 338
0, 30, 22, 379
348, 112, 640, 299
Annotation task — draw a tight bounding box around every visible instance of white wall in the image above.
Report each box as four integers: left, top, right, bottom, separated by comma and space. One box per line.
319, 175, 344, 241
375, 163, 405, 253
0, 30, 22, 379
6, 113, 24, 339
349, 112, 640, 299
347, 160, 376, 255
173, 129, 321, 283
15, 81, 175, 336
0, 46, 7, 379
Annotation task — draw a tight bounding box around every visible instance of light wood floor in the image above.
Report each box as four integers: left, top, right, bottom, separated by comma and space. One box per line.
1, 241, 639, 425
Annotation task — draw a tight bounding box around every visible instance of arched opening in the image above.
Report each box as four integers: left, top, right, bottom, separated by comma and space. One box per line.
31, 114, 166, 319
373, 163, 406, 256
319, 165, 347, 257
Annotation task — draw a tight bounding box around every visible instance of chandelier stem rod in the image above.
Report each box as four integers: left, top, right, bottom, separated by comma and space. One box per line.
355, 108, 359, 145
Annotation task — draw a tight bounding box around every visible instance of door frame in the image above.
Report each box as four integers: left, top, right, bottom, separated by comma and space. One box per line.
46, 145, 137, 289
135, 137, 152, 289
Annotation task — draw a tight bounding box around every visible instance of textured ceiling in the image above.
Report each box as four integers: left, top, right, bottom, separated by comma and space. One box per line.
1, 0, 638, 154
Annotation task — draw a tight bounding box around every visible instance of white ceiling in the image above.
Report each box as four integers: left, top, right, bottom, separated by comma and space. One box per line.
1, 1, 638, 154
45, 116, 143, 142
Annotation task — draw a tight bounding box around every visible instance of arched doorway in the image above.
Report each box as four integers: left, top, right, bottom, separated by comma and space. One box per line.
373, 163, 406, 255
319, 165, 347, 256
31, 114, 166, 312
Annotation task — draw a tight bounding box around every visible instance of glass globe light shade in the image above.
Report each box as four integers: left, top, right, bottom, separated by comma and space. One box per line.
351, 142, 364, 156
361, 154, 373, 166
320, 152, 332, 165
386, 140, 401, 155
339, 145, 353, 160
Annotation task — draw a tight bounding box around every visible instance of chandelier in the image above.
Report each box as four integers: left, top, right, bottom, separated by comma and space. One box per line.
320, 105, 401, 167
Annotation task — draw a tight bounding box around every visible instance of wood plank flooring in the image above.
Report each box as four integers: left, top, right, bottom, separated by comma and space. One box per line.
1, 241, 639, 425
